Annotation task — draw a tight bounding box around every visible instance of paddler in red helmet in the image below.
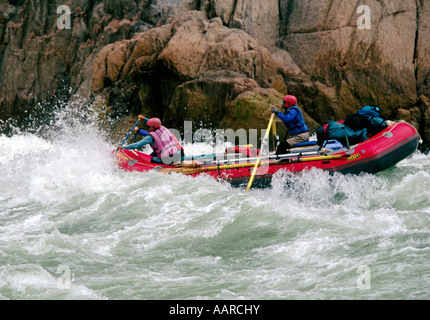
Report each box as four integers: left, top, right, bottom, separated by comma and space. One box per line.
116, 115, 185, 164
272, 95, 310, 155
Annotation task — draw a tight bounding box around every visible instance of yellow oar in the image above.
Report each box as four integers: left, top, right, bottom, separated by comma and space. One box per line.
246, 113, 276, 192
158, 161, 271, 175
272, 117, 278, 151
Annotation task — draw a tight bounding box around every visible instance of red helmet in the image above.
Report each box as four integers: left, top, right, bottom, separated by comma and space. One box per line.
147, 118, 162, 130
283, 95, 297, 108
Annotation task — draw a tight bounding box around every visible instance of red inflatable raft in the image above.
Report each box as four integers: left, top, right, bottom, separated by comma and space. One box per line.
114, 121, 420, 188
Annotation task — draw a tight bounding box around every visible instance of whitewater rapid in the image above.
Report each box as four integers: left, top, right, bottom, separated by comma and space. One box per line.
0, 107, 429, 300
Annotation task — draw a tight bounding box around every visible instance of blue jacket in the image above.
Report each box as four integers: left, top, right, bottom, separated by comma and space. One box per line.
276, 106, 309, 136
136, 129, 149, 137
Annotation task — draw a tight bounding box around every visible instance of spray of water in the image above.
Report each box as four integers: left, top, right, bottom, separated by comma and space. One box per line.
1, 96, 429, 300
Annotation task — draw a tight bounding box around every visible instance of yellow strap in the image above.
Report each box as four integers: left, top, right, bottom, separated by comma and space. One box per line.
298, 155, 343, 162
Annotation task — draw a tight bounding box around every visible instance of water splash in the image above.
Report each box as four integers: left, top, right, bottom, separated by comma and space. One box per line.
1, 97, 430, 300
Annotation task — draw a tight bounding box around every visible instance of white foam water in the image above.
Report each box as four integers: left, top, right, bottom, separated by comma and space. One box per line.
0, 105, 429, 300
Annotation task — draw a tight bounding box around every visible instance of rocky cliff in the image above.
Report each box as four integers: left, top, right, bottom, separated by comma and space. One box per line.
0, 0, 429, 144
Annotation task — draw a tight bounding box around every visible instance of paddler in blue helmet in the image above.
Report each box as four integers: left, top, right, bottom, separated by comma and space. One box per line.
272, 95, 310, 155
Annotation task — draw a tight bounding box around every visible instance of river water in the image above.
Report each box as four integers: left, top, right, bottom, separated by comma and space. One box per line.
0, 106, 429, 300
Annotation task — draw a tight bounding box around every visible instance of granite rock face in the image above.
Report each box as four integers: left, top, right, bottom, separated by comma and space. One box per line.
0, 0, 429, 142
277, 0, 429, 131
91, 10, 286, 131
